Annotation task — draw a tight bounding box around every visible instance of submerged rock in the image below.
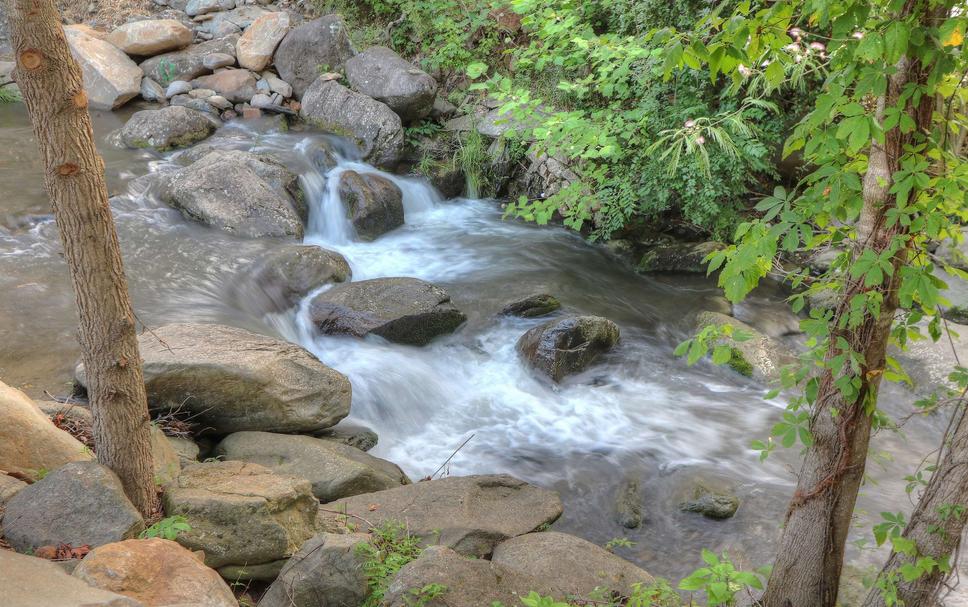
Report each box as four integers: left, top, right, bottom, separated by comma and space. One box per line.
501, 293, 561, 318
65, 26, 142, 110
1, 550, 142, 607
274, 15, 355, 99
516, 315, 620, 382
229, 244, 351, 314
637, 240, 724, 273
120, 106, 216, 150
679, 484, 740, 520
258, 533, 371, 607
614, 477, 643, 529
338, 170, 404, 240
345, 46, 437, 123
106, 19, 192, 56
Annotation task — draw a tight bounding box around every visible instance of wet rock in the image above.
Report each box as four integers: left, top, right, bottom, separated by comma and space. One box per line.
300, 79, 404, 169
492, 532, 654, 596
217, 431, 408, 502
202, 52, 235, 70
162, 461, 318, 568
274, 15, 355, 99
140, 36, 239, 84
693, 311, 795, 383
106, 19, 192, 56
1, 551, 142, 607
345, 46, 437, 123
186, 0, 235, 16
516, 315, 620, 382
501, 293, 560, 318
237, 12, 291, 72
314, 422, 379, 452
191, 68, 258, 103
614, 477, 643, 529
230, 244, 350, 314
0, 380, 92, 480
338, 170, 404, 240
76, 323, 351, 434
0, 473, 27, 507
2, 462, 144, 552
120, 106, 215, 151
65, 26, 142, 110
258, 533, 370, 607
309, 277, 466, 346
319, 474, 562, 558
679, 484, 740, 520
165, 79, 192, 97
637, 240, 725, 273
140, 77, 166, 102
73, 538, 237, 607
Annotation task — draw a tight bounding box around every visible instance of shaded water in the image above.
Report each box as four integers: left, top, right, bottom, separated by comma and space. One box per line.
0, 105, 958, 594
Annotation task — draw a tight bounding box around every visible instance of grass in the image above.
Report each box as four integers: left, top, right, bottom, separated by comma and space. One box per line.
356, 521, 426, 607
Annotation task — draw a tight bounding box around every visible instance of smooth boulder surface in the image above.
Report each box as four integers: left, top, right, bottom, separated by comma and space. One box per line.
237, 12, 291, 71
191, 69, 258, 103
163, 461, 318, 569
2, 462, 144, 552
140, 36, 239, 83
694, 311, 795, 383
516, 315, 620, 382
76, 323, 351, 434
300, 79, 404, 169
274, 15, 355, 98
492, 532, 655, 597
73, 538, 237, 607
258, 533, 371, 607
345, 46, 437, 123
106, 19, 192, 56
216, 431, 409, 502
229, 244, 351, 314
120, 106, 215, 150
319, 474, 563, 558
309, 277, 466, 346
0, 551, 142, 607
501, 293, 561, 318
65, 26, 142, 110
338, 170, 404, 240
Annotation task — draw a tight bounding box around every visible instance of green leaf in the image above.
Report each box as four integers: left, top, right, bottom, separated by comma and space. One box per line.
465, 62, 488, 79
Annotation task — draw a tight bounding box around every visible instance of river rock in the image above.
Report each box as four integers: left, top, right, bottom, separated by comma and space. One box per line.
191, 68, 258, 103
121, 106, 215, 150
165, 79, 191, 97
140, 77, 166, 102
274, 15, 355, 99
637, 240, 725, 273
261, 72, 292, 98
162, 461, 318, 569
309, 277, 466, 346
1, 551, 142, 607
319, 474, 563, 558
301, 79, 404, 169
65, 26, 143, 110
230, 244, 351, 314
73, 538, 237, 607
237, 12, 291, 72
2, 462, 144, 552
203, 52, 236, 70
345, 46, 437, 123
186, 0, 235, 16
338, 170, 404, 240
0, 473, 27, 506
258, 533, 370, 607
694, 311, 794, 383
216, 431, 409, 502
679, 484, 740, 520
314, 422, 379, 452
106, 19, 192, 56
75, 323, 351, 434
516, 315, 620, 382
141, 36, 239, 84
501, 293, 561, 318
0, 381, 92, 480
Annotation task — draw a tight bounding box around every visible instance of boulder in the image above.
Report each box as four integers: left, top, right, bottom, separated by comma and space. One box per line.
338, 170, 404, 240
491, 532, 654, 597
186, 0, 235, 17
319, 474, 562, 558
0, 550, 142, 607
308, 277, 466, 346
120, 106, 215, 150
258, 533, 371, 607
75, 323, 351, 434
237, 12, 291, 72
0, 380, 92, 480
140, 77, 166, 102
216, 431, 409, 502
230, 244, 351, 314
679, 483, 740, 520
694, 311, 795, 383
314, 422, 379, 452
0, 473, 27, 507
73, 538, 237, 607
516, 316, 620, 382
65, 27, 142, 110
158, 149, 305, 238
140, 36, 239, 84
2, 462, 144, 552
345, 46, 437, 123
168, 436, 200, 467
501, 293, 561, 318
274, 15, 355, 99
162, 461, 318, 568
300, 79, 404, 169
637, 240, 725, 273
197, 5, 268, 37
106, 19, 192, 56
191, 69, 258, 103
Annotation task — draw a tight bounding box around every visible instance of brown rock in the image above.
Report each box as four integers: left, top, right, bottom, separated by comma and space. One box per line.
192, 69, 258, 103
236, 12, 291, 72
106, 20, 193, 56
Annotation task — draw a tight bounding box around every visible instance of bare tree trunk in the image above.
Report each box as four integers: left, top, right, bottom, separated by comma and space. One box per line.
6, 0, 156, 516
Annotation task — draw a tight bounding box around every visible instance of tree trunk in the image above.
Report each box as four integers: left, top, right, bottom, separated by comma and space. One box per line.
6, 0, 157, 516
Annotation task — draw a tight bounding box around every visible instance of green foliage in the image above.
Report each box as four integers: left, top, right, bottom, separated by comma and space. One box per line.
454, 126, 491, 198
357, 521, 426, 607
0, 85, 20, 104
497, 578, 682, 607
140, 515, 191, 541
603, 537, 635, 552
678, 550, 768, 606
157, 59, 177, 86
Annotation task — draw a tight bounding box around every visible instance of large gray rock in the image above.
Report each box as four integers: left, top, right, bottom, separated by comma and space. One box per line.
65, 26, 142, 110
516, 316, 620, 382
694, 311, 795, 383
237, 12, 291, 72
140, 36, 239, 84
345, 46, 437, 123
338, 170, 404, 240
274, 15, 355, 99
216, 431, 409, 502
75, 323, 351, 434
2, 462, 144, 552
120, 106, 215, 150
491, 532, 654, 597
230, 244, 351, 314
258, 533, 370, 607
1, 550, 142, 607
309, 277, 466, 346
158, 149, 305, 238
186, 0, 235, 16
106, 19, 192, 56
162, 461, 318, 569
300, 79, 403, 169
319, 475, 563, 558
191, 68, 258, 103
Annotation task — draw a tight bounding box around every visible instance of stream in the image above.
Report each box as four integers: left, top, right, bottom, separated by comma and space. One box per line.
0, 104, 961, 598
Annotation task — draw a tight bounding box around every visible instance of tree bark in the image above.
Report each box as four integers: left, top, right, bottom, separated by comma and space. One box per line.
6, 0, 157, 515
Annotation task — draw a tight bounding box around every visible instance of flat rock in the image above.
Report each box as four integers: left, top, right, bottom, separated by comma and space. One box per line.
229, 244, 351, 314
237, 12, 291, 72
120, 106, 215, 150
65, 26, 143, 110
191, 68, 258, 103
0, 550, 142, 607
501, 293, 560, 318
258, 533, 371, 607
345, 46, 437, 123
338, 170, 404, 240
274, 15, 355, 99
516, 315, 620, 382
106, 19, 192, 56
140, 36, 239, 84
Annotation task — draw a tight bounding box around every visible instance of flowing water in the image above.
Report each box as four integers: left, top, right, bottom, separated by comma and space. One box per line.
0, 104, 961, 596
